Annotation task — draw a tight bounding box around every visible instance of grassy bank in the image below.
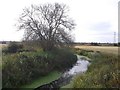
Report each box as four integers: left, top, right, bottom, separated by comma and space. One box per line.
71, 48, 119, 88
21, 71, 61, 89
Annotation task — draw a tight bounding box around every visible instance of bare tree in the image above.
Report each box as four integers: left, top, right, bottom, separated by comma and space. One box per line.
18, 3, 75, 51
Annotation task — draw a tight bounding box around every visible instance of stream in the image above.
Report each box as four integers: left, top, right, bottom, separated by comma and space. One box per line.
63, 55, 90, 76
35, 55, 90, 89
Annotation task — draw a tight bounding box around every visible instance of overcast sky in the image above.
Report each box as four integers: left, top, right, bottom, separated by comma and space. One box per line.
0, 0, 119, 43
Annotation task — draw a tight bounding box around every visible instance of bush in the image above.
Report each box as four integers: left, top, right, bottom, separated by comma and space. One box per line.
2, 52, 50, 87
4, 43, 23, 53
2, 48, 77, 88
50, 48, 77, 71
77, 49, 91, 57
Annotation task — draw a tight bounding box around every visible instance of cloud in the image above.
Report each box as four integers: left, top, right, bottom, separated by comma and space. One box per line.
0, 0, 118, 43
90, 22, 112, 31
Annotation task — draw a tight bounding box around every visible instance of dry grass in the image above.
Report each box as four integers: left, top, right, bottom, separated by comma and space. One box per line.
0, 44, 7, 49
0, 44, 2, 48
74, 45, 118, 55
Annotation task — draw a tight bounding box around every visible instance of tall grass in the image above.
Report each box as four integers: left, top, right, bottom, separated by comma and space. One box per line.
72, 49, 119, 88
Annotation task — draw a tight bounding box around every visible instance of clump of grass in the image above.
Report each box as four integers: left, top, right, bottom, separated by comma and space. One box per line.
75, 48, 100, 59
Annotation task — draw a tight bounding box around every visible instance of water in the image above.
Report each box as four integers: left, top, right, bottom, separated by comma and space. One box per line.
63, 55, 90, 77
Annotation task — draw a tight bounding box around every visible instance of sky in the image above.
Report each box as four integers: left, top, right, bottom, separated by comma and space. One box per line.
0, 0, 119, 43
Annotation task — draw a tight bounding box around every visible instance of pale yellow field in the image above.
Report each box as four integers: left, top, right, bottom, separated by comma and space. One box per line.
74, 45, 118, 55
0, 44, 2, 50
0, 44, 119, 55
0, 44, 7, 49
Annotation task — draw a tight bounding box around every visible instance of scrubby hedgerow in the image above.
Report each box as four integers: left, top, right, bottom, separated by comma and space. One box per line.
2, 47, 77, 88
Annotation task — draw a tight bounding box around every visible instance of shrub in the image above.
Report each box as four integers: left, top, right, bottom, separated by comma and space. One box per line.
50, 48, 77, 71
4, 43, 23, 53
2, 48, 77, 88
2, 52, 53, 88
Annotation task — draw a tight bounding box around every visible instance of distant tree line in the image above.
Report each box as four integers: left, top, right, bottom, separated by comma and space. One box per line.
73, 42, 119, 46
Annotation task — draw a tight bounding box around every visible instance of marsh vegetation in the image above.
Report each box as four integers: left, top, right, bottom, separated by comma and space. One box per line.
2, 42, 77, 88
63, 47, 119, 88
1, 2, 119, 89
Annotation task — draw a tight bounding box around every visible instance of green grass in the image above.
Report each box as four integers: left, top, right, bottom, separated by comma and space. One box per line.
21, 71, 62, 89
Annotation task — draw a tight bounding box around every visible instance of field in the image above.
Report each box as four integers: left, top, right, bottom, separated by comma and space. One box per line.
74, 45, 118, 55
0, 44, 7, 68
0, 44, 2, 48
0, 44, 7, 49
